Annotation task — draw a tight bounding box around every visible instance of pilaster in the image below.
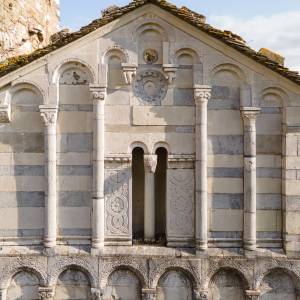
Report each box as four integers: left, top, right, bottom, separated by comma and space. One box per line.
144, 154, 158, 242
194, 85, 212, 251
241, 107, 260, 251
90, 84, 107, 249
39, 104, 58, 248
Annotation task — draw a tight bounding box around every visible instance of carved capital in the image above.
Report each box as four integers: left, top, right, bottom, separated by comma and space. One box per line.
90, 84, 107, 101
91, 288, 102, 300
163, 64, 178, 84
194, 85, 212, 105
38, 287, 55, 299
122, 63, 137, 85
39, 105, 58, 126
144, 155, 157, 173
241, 107, 261, 123
194, 289, 209, 300
142, 289, 157, 300
245, 290, 260, 300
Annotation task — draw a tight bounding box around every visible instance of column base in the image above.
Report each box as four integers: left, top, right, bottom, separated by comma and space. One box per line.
196, 239, 208, 251
244, 240, 256, 251
44, 237, 56, 248
92, 239, 104, 249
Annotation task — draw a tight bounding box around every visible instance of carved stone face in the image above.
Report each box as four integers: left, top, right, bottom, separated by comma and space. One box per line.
133, 70, 167, 105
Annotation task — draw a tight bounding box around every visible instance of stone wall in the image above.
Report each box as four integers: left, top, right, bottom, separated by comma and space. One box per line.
0, 0, 59, 61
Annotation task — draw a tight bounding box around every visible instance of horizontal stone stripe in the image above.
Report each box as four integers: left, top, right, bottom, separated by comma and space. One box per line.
208, 155, 243, 168
257, 135, 282, 155
208, 167, 243, 178
257, 210, 282, 232
57, 133, 92, 153
57, 176, 91, 191
58, 192, 91, 207
209, 194, 243, 209
59, 104, 93, 111
0, 153, 44, 165
0, 207, 44, 229
257, 232, 282, 239
0, 165, 44, 176
257, 179, 281, 194
57, 166, 92, 176
209, 231, 242, 239
0, 133, 44, 153
208, 135, 243, 155
0, 176, 44, 192
208, 178, 243, 194
174, 88, 194, 106
57, 153, 91, 166
211, 86, 240, 101
261, 107, 282, 114
257, 194, 282, 210
211, 209, 243, 231
15, 105, 39, 112
0, 192, 44, 207
59, 228, 91, 236
257, 114, 282, 135
0, 229, 44, 237
208, 99, 240, 110
257, 155, 281, 168
257, 168, 281, 179
58, 207, 91, 228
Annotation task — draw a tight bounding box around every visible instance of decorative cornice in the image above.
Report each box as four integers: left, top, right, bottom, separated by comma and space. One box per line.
122, 63, 137, 85
39, 105, 58, 126
194, 85, 212, 105
105, 154, 132, 163
168, 154, 195, 169
144, 154, 158, 173
89, 84, 107, 101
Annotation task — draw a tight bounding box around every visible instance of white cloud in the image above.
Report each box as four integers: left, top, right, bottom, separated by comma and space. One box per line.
208, 11, 300, 72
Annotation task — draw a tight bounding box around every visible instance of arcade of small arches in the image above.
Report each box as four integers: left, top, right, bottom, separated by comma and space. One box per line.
0, 261, 299, 300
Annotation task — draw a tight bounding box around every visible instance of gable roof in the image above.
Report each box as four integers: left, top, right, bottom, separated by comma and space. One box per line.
0, 0, 300, 85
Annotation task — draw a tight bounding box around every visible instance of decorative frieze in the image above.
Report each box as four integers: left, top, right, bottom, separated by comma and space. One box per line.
168, 155, 195, 169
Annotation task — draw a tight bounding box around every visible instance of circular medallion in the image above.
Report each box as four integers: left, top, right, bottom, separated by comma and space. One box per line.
143, 49, 158, 64
133, 70, 168, 104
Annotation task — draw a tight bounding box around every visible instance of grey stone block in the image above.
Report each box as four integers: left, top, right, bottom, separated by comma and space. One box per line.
0, 192, 45, 207
0, 165, 44, 176
261, 107, 282, 114
58, 165, 92, 176
58, 191, 92, 207
59, 104, 93, 111
210, 193, 244, 209
257, 194, 282, 210
0, 229, 44, 237
208, 135, 243, 155
257, 168, 282, 179
285, 196, 300, 211
257, 135, 282, 155
174, 88, 194, 106
208, 167, 243, 178
257, 232, 282, 239
209, 231, 242, 239
59, 133, 92, 153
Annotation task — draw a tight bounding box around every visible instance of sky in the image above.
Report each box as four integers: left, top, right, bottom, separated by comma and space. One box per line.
60, 0, 300, 71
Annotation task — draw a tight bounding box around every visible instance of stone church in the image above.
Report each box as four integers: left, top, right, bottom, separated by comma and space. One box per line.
0, 0, 300, 299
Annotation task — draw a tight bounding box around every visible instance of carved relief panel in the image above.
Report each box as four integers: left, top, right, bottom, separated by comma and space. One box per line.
166, 169, 195, 246
104, 168, 132, 242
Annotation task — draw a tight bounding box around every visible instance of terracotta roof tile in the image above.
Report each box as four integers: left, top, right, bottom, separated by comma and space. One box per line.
0, 0, 299, 85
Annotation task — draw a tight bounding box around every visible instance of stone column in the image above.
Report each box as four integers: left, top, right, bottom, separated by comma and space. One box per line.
245, 290, 260, 300
142, 288, 157, 300
38, 287, 55, 300
241, 107, 260, 251
144, 154, 157, 242
194, 85, 212, 251
40, 105, 58, 248
90, 84, 107, 249
0, 288, 7, 300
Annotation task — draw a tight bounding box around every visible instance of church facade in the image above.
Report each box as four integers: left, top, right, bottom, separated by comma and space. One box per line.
0, 0, 300, 299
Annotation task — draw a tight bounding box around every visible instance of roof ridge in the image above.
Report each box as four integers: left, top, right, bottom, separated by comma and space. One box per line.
0, 0, 299, 85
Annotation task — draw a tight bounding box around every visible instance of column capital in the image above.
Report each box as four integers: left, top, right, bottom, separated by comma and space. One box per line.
121, 63, 137, 85
194, 289, 209, 300
144, 154, 157, 173
38, 286, 55, 299
39, 105, 58, 126
245, 290, 260, 300
91, 288, 102, 300
89, 84, 107, 101
142, 288, 157, 300
194, 85, 212, 105
241, 107, 261, 120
